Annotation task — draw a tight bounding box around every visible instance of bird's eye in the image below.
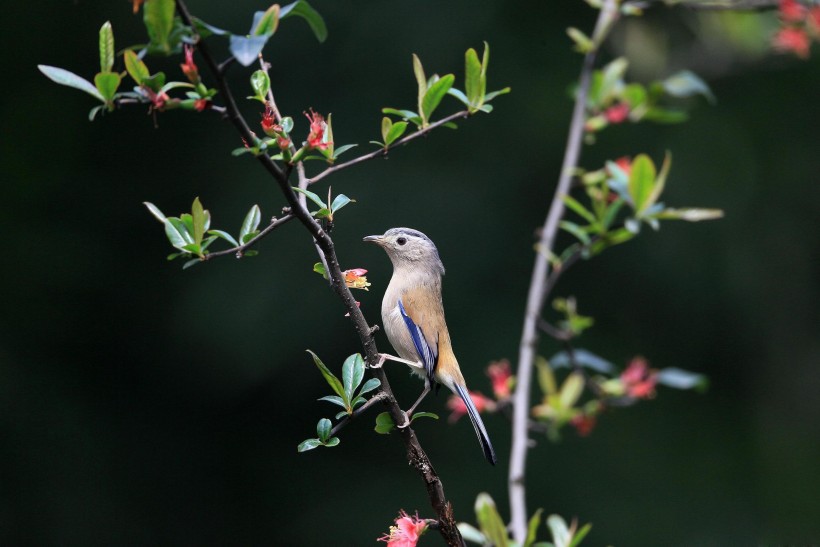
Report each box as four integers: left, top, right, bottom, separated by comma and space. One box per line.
397, 237, 407, 246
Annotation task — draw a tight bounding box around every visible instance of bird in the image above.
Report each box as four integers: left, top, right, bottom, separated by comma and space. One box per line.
363, 227, 497, 465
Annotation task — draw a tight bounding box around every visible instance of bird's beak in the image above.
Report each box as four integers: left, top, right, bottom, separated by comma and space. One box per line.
363, 234, 383, 245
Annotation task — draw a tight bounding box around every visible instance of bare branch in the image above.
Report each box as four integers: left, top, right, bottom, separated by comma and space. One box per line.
203, 211, 294, 261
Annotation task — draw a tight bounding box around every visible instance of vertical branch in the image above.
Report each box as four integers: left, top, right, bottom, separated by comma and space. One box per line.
507, 1, 618, 542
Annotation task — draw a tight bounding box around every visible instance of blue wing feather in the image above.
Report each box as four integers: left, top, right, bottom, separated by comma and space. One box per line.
398, 299, 437, 383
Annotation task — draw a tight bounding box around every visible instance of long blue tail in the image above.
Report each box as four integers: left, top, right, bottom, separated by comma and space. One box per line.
454, 383, 497, 465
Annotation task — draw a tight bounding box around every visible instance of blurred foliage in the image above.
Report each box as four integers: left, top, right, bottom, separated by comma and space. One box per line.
1, 0, 819, 545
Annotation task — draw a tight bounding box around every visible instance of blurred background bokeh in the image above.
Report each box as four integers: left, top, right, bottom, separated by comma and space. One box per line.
2, 1, 819, 545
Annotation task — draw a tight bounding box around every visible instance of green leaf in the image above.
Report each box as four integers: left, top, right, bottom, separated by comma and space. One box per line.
643, 107, 688, 124
250, 70, 271, 101
99, 21, 115, 73
207, 229, 239, 247
524, 508, 543, 547
316, 418, 331, 442
550, 349, 615, 374
374, 412, 395, 434
654, 208, 724, 222
141, 72, 166, 93
479, 41, 490, 98
357, 378, 381, 396
662, 70, 715, 104
163, 218, 189, 250
324, 436, 340, 447
656, 367, 709, 391
599, 57, 628, 103
297, 438, 321, 452
628, 154, 656, 214
474, 493, 509, 547
483, 86, 511, 103
566, 27, 593, 53
464, 47, 482, 110
94, 72, 122, 102
38, 65, 104, 102
239, 205, 261, 243
380, 117, 392, 143
447, 87, 469, 106
318, 395, 347, 408
313, 262, 328, 279
313, 208, 330, 219
124, 50, 150, 85
562, 195, 596, 224
307, 350, 347, 403
412, 54, 427, 118
647, 151, 671, 208
535, 356, 557, 396
332, 144, 357, 158
143, 202, 166, 223
559, 221, 591, 245
546, 515, 571, 547
568, 523, 592, 547
384, 121, 408, 146
382, 108, 419, 120
292, 187, 327, 208
410, 412, 439, 422
421, 73, 455, 123
330, 194, 352, 213
457, 523, 487, 545
280, 0, 328, 43
253, 4, 280, 36
341, 354, 363, 403
558, 372, 584, 409
182, 258, 200, 270
191, 197, 205, 246
229, 35, 270, 67
143, 0, 175, 54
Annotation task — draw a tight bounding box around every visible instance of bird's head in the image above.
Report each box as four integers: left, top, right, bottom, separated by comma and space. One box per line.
363, 227, 445, 275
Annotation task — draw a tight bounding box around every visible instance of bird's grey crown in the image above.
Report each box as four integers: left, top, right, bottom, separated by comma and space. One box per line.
384, 227, 436, 248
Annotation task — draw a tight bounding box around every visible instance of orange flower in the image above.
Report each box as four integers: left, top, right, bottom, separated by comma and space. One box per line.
378, 510, 428, 547
180, 45, 199, 84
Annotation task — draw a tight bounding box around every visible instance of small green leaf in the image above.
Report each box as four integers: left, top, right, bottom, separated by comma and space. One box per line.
457, 523, 487, 545
124, 50, 150, 85
182, 258, 200, 270
381, 117, 392, 142
566, 27, 593, 52
421, 73, 455, 123
341, 354, 360, 403
313, 262, 328, 279
253, 4, 280, 36
297, 438, 321, 452
143, 0, 175, 54
412, 54, 427, 118
230, 35, 270, 67
330, 194, 352, 213
382, 108, 419, 120
316, 418, 331, 442
655, 208, 724, 222
559, 221, 591, 245
38, 65, 104, 102
524, 508, 543, 547
474, 493, 509, 547
318, 395, 347, 408
628, 154, 656, 214
535, 356, 557, 396
568, 523, 592, 547
324, 437, 340, 447
207, 229, 239, 247
558, 372, 585, 409
448, 87, 469, 106
250, 70, 271, 101
280, 0, 328, 43
239, 204, 261, 243
313, 208, 330, 219
144, 202, 166, 223
163, 219, 189, 250
384, 121, 408, 146
656, 367, 709, 391
546, 515, 571, 547
647, 152, 671, 208
483, 87, 511, 103
643, 107, 688, 124
99, 21, 115, 73
332, 144, 357, 158
375, 412, 395, 434
191, 197, 205, 247
357, 378, 381, 396
662, 70, 715, 104
464, 47, 482, 110
292, 187, 327, 208
563, 195, 596, 224
410, 412, 439, 422
307, 350, 347, 403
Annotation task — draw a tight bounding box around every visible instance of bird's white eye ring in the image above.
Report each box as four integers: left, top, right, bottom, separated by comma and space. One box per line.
397, 237, 407, 245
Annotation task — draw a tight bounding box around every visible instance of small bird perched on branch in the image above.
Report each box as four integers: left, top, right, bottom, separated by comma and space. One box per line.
364, 227, 497, 465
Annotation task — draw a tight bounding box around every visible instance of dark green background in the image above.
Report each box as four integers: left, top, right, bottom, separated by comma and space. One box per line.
2, 1, 819, 545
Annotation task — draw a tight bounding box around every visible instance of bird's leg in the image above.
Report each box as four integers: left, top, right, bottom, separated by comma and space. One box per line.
370, 353, 422, 370
397, 384, 432, 429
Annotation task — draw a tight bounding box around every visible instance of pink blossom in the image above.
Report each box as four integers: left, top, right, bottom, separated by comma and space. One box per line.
446, 391, 494, 423
180, 44, 199, 83
779, 0, 807, 23
304, 109, 331, 150
486, 359, 512, 399
773, 27, 811, 58
378, 510, 428, 547
604, 102, 630, 124
620, 357, 658, 399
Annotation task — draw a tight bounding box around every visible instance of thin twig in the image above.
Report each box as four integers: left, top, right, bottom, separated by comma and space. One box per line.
508, 0, 619, 542
203, 211, 294, 260
306, 110, 470, 186
175, 3, 464, 544
330, 391, 389, 436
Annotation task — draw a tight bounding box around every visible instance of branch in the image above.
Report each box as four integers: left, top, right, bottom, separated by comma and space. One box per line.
508, 0, 619, 542
174, 3, 464, 544
203, 211, 294, 260
330, 391, 389, 437
306, 110, 470, 186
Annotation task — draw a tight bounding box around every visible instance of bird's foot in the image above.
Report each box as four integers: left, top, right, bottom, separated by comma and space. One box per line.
369, 353, 388, 369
